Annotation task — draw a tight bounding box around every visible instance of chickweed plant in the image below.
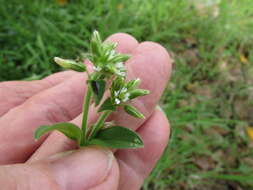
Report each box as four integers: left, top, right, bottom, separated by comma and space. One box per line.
34, 31, 149, 149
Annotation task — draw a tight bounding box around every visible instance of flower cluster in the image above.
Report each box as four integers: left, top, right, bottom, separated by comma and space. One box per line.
89, 31, 129, 79
112, 77, 149, 105
112, 77, 149, 118
98, 77, 149, 119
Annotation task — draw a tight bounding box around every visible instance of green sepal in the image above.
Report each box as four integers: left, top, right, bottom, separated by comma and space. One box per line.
111, 77, 125, 92
126, 78, 140, 90
124, 105, 145, 119
109, 54, 130, 63
90, 80, 106, 106
88, 126, 144, 149
102, 42, 117, 58
99, 98, 116, 112
34, 122, 82, 145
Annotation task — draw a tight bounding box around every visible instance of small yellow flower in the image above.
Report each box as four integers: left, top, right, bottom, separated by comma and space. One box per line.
117, 3, 124, 11
56, 0, 67, 5
246, 127, 253, 140
240, 54, 248, 64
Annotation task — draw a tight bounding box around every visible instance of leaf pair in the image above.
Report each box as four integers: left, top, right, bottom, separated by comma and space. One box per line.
34, 123, 143, 149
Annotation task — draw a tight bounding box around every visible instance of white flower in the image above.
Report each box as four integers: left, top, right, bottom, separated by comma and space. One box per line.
93, 66, 102, 71
115, 98, 121, 104
122, 93, 130, 102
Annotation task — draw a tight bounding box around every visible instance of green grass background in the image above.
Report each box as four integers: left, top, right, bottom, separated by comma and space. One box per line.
1, 0, 253, 189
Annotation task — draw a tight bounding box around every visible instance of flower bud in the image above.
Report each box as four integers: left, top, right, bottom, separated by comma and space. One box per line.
124, 105, 145, 119
92, 30, 102, 43
54, 57, 86, 72
112, 77, 125, 91
90, 30, 102, 56
129, 89, 150, 99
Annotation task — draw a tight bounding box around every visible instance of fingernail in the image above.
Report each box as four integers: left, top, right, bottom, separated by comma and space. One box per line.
50, 147, 114, 190
47, 150, 75, 161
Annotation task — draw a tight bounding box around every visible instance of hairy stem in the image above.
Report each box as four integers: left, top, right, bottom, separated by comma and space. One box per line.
81, 84, 92, 143
89, 110, 111, 139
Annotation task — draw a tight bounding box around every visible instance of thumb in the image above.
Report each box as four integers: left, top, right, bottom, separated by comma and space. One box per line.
0, 147, 117, 190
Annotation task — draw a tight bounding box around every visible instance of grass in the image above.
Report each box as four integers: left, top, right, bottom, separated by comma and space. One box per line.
1, 0, 253, 189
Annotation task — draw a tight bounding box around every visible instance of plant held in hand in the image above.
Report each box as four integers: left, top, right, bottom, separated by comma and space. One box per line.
34, 31, 149, 149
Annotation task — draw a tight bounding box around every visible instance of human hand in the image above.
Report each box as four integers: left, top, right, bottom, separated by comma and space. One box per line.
0, 33, 172, 190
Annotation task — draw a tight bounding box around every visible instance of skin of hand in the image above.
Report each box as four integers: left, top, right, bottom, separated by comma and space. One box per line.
0, 33, 172, 190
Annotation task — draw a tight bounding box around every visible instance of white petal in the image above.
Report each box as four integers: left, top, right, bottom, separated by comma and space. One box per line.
115, 98, 121, 104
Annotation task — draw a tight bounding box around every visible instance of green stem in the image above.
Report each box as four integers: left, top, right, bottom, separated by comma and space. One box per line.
89, 110, 111, 139
81, 84, 92, 143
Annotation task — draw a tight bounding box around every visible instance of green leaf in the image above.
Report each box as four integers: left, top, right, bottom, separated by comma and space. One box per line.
99, 98, 116, 112
90, 80, 106, 106
124, 105, 145, 119
54, 57, 86, 72
88, 126, 144, 149
129, 89, 150, 99
34, 122, 82, 144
